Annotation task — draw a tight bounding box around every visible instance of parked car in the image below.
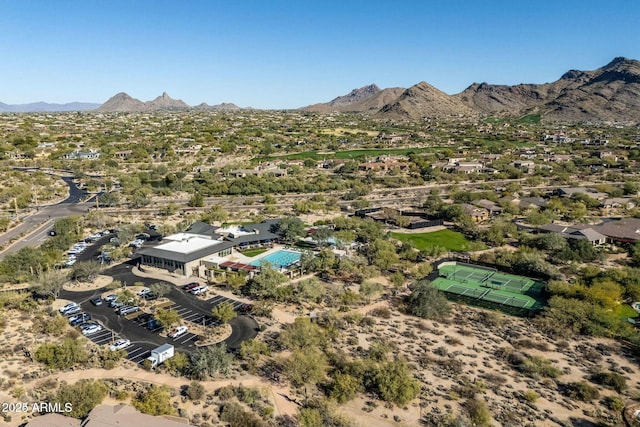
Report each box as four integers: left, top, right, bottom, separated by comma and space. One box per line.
136, 288, 151, 297
103, 294, 117, 303
168, 326, 188, 338
140, 292, 158, 301
65, 306, 82, 316
118, 305, 140, 316
135, 313, 154, 323
109, 339, 131, 351
90, 297, 103, 306
59, 302, 79, 314
190, 285, 209, 295
69, 313, 91, 326
146, 319, 161, 330
81, 323, 102, 335
183, 282, 200, 291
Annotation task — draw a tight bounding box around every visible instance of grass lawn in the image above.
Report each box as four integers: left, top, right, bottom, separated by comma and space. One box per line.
254, 147, 444, 162
390, 229, 487, 252
239, 248, 268, 258
615, 304, 639, 319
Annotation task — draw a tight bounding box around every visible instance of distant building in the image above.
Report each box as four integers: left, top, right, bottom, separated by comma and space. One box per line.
62, 149, 100, 160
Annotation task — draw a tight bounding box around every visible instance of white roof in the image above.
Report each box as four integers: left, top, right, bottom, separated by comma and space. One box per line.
154, 236, 222, 255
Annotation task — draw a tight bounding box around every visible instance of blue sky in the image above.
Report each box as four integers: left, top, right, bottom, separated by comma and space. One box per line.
1, 0, 638, 108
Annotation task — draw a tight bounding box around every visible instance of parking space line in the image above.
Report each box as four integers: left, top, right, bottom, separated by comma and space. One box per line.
182, 312, 201, 321
180, 334, 198, 345
231, 301, 244, 310
127, 347, 146, 359
208, 295, 225, 304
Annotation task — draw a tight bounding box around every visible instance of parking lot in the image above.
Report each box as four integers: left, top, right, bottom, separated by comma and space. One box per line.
61, 267, 258, 360
79, 320, 153, 364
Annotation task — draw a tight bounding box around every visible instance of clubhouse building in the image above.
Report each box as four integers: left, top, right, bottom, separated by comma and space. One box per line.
136, 219, 283, 277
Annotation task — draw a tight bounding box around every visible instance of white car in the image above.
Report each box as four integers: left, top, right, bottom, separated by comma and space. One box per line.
168, 326, 188, 338
59, 302, 79, 314
81, 324, 103, 335
136, 288, 151, 297
190, 285, 209, 295
109, 339, 131, 351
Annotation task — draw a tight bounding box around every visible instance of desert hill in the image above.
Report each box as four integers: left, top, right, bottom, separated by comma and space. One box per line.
303, 57, 640, 122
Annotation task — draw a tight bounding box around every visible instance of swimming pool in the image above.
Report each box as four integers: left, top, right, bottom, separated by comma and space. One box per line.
249, 249, 302, 269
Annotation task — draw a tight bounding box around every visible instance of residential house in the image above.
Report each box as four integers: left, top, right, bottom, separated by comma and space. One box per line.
537, 224, 606, 246
460, 204, 490, 222
25, 404, 189, 427
556, 187, 608, 200
62, 149, 100, 160
593, 217, 640, 244
473, 199, 503, 216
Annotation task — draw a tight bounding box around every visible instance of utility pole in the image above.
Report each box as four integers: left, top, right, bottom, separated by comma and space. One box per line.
14, 197, 18, 218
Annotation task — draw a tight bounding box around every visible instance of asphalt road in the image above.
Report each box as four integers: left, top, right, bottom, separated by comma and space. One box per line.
0, 177, 92, 258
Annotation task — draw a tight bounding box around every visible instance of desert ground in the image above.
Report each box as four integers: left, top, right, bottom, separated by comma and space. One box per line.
0, 266, 638, 426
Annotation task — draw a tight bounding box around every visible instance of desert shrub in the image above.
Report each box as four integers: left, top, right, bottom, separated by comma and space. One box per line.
31, 313, 68, 336
464, 397, 492, 427
369, 307, 391, 319
565, 381, 600, 402
51, 380, 107, 418
98, 348, 126, 369
186, 381, 205, 401
34, 338, 88, 370
522, 389, 539, 403
132, 385, 175, 416
371, 360, 420, 405
602, 395, 625, 412
220, 402, 267, 427
591, 371, 627, 393
163, 352, 190, 375
328, 373, 361, 404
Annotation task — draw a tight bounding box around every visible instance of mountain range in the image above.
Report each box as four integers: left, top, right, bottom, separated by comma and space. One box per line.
0, 101, 100, 113
96, 92, 240, 112
1, 57, 639, 122
303, 57, 640, 122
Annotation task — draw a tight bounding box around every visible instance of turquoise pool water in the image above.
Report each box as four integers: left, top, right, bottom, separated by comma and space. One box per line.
250, 250, 302, 268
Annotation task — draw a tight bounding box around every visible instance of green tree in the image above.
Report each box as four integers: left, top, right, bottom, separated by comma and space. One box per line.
211, 301, 237, 324
407, 281, 450, 319
34, 337, 88, 370
33, 269, 69, 299
132, 385, 175, 415
329, 373, 361, 403
189, 192, 204, 207
155, 308, 181, 329
69, 260, 102, 282
148, 282, 171, 298
244, 264, 288, 299
52, 380, 107, 418
359, 281, 383, 303
279, 317, 326, 350
188, 343, 234, 380
364, 238, 398, 270
285, 348, 328, 388
275, 217, 305, 242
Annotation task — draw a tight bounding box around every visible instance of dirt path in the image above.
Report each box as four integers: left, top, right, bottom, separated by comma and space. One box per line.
41, 367, 299, 417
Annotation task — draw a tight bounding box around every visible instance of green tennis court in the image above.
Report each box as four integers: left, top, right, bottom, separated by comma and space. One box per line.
433, 261, 546, 312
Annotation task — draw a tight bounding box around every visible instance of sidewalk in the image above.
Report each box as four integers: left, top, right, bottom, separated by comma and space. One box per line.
131, 266, 254, 304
